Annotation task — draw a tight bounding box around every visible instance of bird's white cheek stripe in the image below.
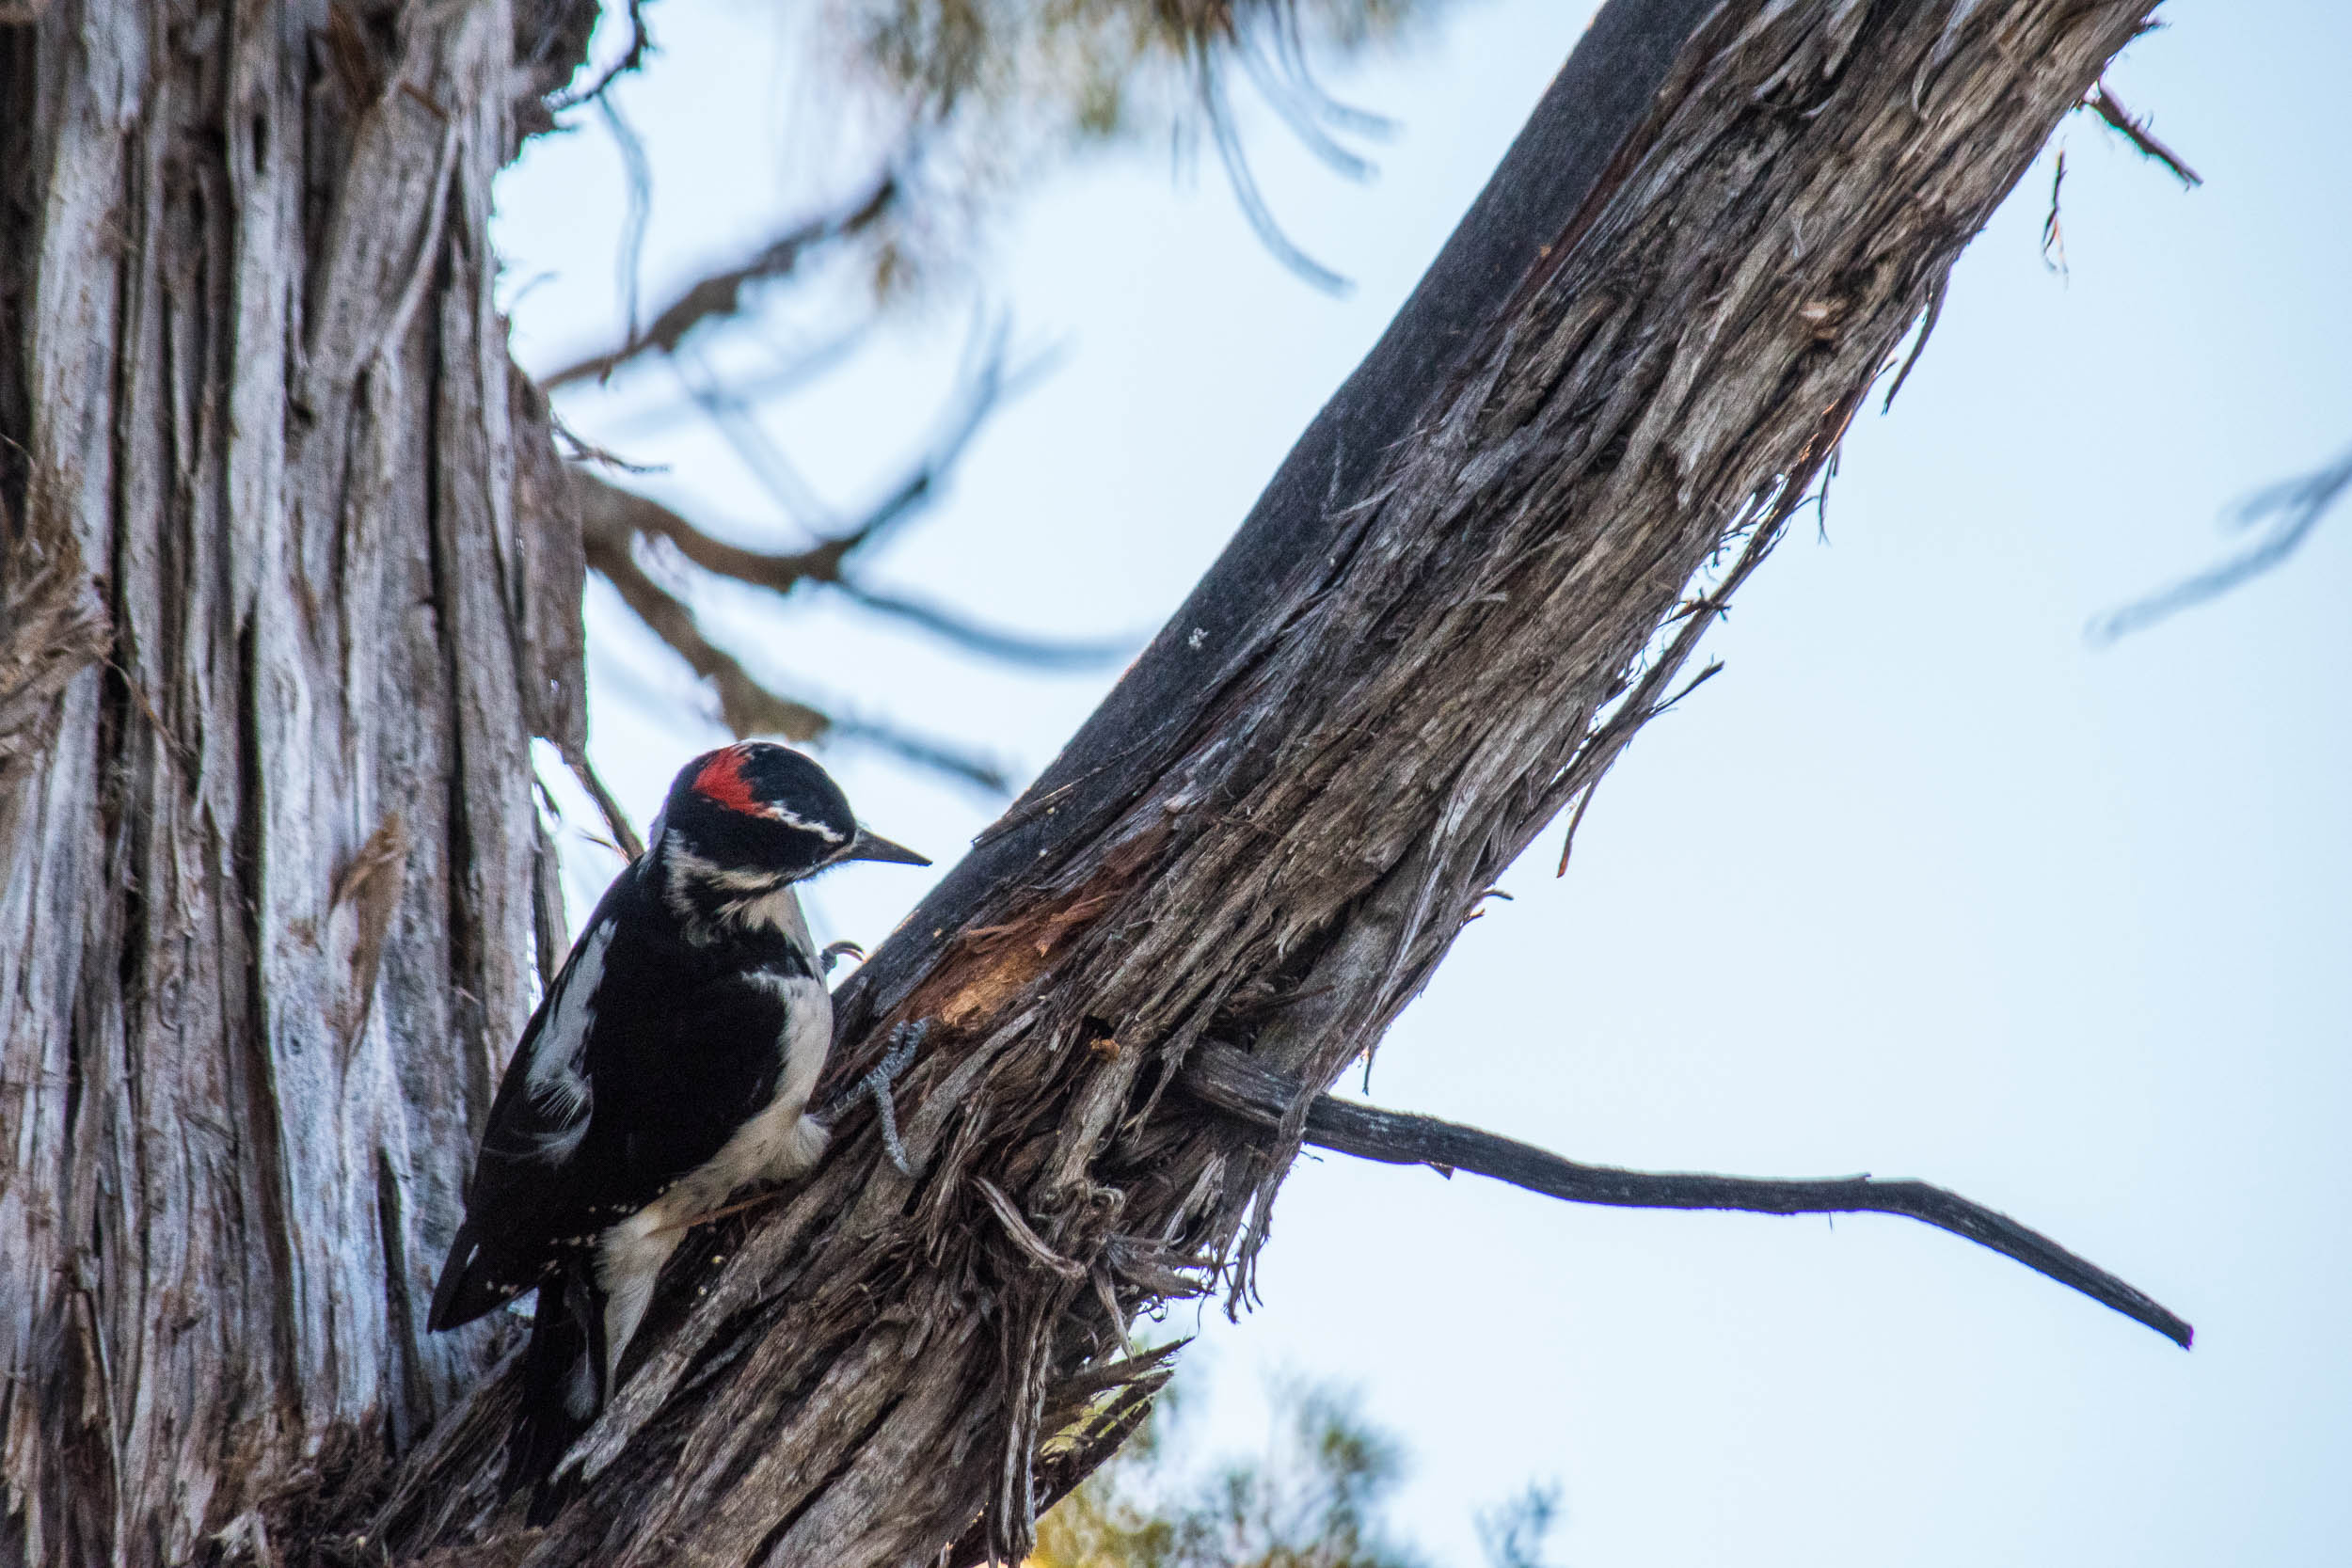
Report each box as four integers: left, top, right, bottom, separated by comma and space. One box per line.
665, 836, 791, 895
663, 836, 824, 942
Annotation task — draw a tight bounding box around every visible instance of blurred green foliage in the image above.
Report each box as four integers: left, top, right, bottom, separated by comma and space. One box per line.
843, 0, 1417, 148
813, 0, 1447, 295
1036, 1370, 1560, 1568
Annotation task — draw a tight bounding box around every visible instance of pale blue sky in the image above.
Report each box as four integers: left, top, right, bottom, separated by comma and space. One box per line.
497, 3, 2352, 1563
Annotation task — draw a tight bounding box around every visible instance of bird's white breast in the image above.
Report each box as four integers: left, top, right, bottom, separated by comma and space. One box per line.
693, 967, 833, 1196
591, 952, 832, 1395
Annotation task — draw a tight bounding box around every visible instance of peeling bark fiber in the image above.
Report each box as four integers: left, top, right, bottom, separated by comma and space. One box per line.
0, 0, 593, 1561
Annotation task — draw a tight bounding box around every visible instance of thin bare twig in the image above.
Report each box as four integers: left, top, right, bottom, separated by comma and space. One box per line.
830, 581, 1136, 670
575, 454, 1120, 674
1180, 1043, 2193, 1349
1200, 55, 1351, 297
551, 409, 666, 474
1549, 782, 1602, 879
569, 318, 1012, 580
591, 328, 1104, 676
1881, 269, 1949, 413
554, 739, 645, 861
582, 510, 829, 742
1260, 5, 1393, 140
2041, 147, 2069, 276
821, 713, 1011, 795
545, 173, 901, 388
610, 324, 870, 438
1234, 32, 1377, 183
669, 311, 1030, 546
670, 348, 840, 525
1648, 657, 1724, 719
547, 0, 650, 113
2083, 81, 2201, 187
598, 97, 654, 343
2089, 439, 2352, 642
563, 324, 1054, 789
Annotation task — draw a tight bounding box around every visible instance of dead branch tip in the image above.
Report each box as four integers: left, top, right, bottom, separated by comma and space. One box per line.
2084, 82, 2203, 189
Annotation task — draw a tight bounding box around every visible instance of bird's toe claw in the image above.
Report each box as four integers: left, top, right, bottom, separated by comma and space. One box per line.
861, 1019, 930, 1176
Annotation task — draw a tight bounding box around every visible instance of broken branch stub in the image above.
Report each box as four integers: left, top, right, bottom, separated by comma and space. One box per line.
366, 2, 2169, 1563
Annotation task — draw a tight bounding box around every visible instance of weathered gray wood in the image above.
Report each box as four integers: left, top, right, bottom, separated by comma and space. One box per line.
0, 0, 595, 1560
357, 4, 2168, 1566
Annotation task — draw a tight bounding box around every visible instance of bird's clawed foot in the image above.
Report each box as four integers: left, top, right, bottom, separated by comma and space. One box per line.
819, 940, 866, 975
856, 1020, 929, 1176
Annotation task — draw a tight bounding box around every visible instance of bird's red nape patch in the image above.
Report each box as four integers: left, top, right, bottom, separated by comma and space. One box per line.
692, 748, 762, 815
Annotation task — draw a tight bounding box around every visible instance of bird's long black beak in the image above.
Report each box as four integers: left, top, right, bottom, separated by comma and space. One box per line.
842, 827, 930, 867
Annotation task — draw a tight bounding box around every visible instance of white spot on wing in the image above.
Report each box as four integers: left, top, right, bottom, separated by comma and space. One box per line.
521, 919, 613, 1161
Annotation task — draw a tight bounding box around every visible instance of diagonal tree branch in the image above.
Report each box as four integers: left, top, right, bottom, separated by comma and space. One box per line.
1178, 1043, 2193, 1348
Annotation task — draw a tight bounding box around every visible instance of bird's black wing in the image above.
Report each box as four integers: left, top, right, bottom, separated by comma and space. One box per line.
427, 879, 631, 1331
428, 878, 806, 1330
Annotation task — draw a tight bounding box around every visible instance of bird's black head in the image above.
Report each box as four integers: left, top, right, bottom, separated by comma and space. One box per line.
655, 741, 929, 885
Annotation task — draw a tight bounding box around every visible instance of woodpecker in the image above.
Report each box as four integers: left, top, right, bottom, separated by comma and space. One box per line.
426, 741, 927, 1513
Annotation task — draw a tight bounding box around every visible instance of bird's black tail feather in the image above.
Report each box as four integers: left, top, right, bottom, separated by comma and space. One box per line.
507, 1270, 598, 1526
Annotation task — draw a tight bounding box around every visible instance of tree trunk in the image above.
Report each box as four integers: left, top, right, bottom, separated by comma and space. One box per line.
0, 0, 593, 1560
347, 2, 2163, 1566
